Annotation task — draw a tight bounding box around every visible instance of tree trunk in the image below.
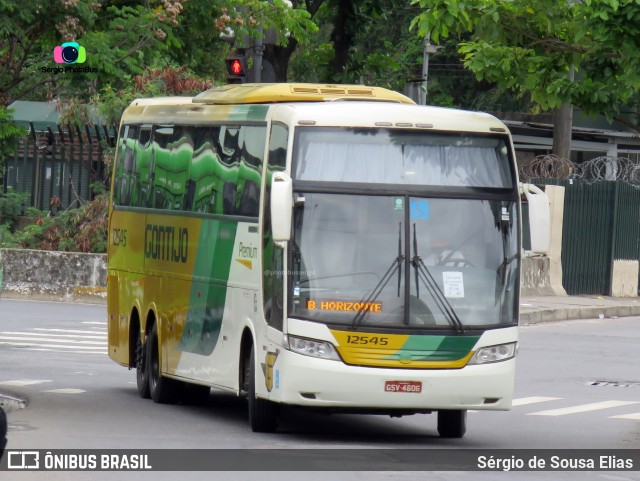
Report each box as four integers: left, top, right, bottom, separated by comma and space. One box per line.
263, 40, 298, 82
330, 0, 355, 79
552, 66, 575, 161
552, 103, 573, 161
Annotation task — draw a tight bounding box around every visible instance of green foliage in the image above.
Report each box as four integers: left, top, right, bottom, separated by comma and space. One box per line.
0, 190, 29, 229
0, 107, 27, 166
0, 193, 108, 253
212, 0, 319, 47
411, 0, 640, 121
91, 65, 214, 126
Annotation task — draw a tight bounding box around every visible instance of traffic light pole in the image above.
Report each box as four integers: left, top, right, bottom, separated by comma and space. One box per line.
251, 29, 264, 83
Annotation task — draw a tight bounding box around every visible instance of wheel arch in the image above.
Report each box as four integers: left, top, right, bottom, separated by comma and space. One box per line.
127, 306, 141, 369
238, 326, 255, 395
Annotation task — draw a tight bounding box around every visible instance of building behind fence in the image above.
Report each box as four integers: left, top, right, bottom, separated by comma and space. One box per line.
4, 101, 116, 212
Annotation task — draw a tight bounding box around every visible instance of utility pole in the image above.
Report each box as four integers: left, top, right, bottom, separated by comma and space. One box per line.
251, 28, 264, 83
422, 35, 441, 105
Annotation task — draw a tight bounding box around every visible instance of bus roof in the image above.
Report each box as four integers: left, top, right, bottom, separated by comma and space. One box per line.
273, 102, 509, 134
129, 97, 193, 106
192, 83, 415, 105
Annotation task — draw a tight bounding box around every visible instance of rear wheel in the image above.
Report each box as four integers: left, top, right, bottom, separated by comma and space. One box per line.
437, 409, 467, 438
135, 326, 150, 399
147, 322, 180, 404
248, 347, 278, 432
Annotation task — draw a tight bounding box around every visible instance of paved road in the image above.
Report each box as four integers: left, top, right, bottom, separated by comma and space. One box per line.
0, 299, 639, 480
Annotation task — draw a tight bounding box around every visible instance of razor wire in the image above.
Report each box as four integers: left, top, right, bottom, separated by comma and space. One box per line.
519, 155, 640, 186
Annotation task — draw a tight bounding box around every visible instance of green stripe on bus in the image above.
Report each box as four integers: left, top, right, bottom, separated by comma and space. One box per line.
229, 105, 269, 122
179, 219, 238, 356
384, 335, 480, 362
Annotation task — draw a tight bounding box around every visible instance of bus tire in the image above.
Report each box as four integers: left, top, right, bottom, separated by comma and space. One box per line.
147, 322, 179, 404
248, 347, 278, 433
135, 326, 150, 399
437, 409, 467, 438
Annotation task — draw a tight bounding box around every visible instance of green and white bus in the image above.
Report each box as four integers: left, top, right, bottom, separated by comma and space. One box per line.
108, 83, 525, 438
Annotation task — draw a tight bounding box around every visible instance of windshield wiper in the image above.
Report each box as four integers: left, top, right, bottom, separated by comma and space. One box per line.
411, 224, 465, 334
351, 222, 404, 328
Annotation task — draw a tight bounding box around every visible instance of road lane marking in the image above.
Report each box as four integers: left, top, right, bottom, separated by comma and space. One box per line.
0, 327, 107, 354
513, 397, 563, 406
43, 389, 86, 394
28, 348, 107, 354
0, 380, 53, 386
609, 413, 640, 420
33, 328, 107, 335
0, 332, 105, 341
528, 400, 640, 416
0, 341, 106, 350
0, 332, 107, 344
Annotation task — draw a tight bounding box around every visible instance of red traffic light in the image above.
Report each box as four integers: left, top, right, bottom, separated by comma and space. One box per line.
225, 55, 247, 82
230, 59, 243, 76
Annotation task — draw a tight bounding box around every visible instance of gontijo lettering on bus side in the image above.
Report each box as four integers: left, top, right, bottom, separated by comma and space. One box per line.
144, 224, 188, 263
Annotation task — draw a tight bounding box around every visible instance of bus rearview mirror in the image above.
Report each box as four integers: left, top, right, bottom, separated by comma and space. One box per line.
520, 183, 550, 254
270, 172, 293, 242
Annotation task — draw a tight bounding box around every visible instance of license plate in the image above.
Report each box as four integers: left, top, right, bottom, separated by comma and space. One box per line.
384, 380, 422, 393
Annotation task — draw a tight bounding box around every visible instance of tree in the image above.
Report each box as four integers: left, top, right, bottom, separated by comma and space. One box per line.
411, 0, 640, 158
0, 0, 189, 106
211, 0, 320, 82
0, 107, 26, 175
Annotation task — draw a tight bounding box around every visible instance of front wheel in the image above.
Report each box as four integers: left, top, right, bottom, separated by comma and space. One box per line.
437, 409, 467, 438
147, 322, 180, 404
248, 347, 279, 433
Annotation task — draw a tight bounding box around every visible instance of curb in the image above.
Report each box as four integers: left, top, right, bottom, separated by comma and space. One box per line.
520, 305, 640, 325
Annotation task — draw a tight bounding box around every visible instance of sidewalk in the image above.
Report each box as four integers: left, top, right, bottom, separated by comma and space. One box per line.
520, 295, 640, 324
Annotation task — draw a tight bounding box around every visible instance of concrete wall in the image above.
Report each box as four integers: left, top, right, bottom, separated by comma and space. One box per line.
0, 248, 106, 301
520, 256, 556, 297
545, 185, 567, 296
611, 260, 639, 297
521, 184, 567, 298
0, 246, 635, 301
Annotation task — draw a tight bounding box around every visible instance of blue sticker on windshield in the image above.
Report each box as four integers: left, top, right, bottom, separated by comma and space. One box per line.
410, 199, 430, 220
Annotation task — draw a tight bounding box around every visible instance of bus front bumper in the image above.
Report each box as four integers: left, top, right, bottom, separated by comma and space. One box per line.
268, 350, 516, 412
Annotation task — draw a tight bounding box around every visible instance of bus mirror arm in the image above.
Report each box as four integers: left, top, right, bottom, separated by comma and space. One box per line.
271, 172, 294, 242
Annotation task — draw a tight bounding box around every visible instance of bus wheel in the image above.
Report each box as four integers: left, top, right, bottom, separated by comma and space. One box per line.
147, 323, 179, 404
248, 347, 278, 433
437, 410, 467, 438
135, 327, 150, 399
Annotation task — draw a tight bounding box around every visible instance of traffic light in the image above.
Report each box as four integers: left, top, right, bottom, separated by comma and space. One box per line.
225, 54, 247, 84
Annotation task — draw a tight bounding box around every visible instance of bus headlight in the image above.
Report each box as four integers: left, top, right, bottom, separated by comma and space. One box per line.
286, 335, 341, 361
469, 342, 517, 364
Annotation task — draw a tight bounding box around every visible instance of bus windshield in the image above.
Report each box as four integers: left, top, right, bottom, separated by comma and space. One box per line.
289, 193, 518, 329
293, 127, 514, 188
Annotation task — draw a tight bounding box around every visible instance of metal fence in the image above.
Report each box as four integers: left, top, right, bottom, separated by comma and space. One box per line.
533, 178, 640, 295
3, 122, 116, 211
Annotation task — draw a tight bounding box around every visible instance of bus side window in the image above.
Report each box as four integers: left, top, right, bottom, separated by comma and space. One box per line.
116, 124, 140, 206
129, 125, 152, 206
191, 127, 219, 214
238, 180, 259, 216
237, 126, 265, 217
222, 181, 237, 215
263, 123, 288, 331
219, 126, 240, 166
